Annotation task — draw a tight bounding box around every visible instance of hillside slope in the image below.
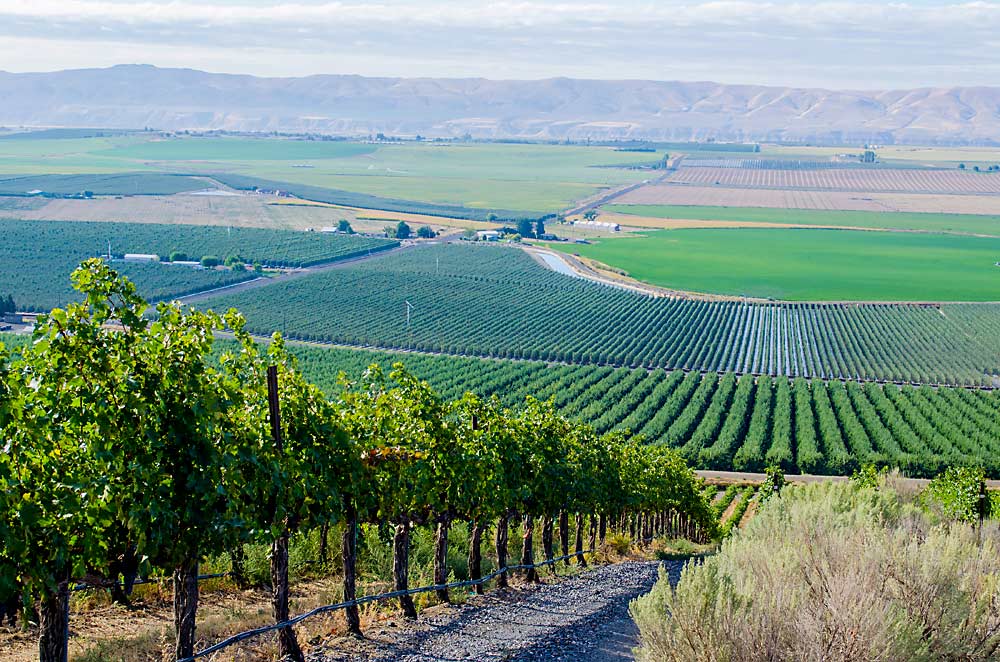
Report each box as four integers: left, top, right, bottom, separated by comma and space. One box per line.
1, 65, 999, 144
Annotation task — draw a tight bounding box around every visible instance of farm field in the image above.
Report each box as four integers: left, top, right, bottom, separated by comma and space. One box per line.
197, 243, 1000, 386
603, 204, 1000, 236
0, 219, 396, 310
0, 172, 210, 196
2, 260, 255, 312
667, 166, 1000, 194
0, 134, 657, 213
234, 341, 1000, 478
759, 143, 1000, 169
614, 183, 1000, 215
550, 227, 1000, 301
2, 193, 476, 233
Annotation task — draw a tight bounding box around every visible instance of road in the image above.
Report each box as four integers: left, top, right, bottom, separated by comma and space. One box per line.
310, 560, 686, 662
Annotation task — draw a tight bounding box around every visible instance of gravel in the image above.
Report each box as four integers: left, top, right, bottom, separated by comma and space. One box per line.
310, 560, 686, 662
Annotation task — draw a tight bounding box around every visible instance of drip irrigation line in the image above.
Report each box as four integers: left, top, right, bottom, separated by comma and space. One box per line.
178, 548, 595, 662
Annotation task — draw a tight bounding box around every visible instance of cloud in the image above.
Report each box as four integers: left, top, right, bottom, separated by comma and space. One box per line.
0, 1, 997, 88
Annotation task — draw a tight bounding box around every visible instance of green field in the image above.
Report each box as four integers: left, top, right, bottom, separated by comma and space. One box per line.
0, 135, 656, 212
604, 204, 1000, 236
550, 228, 1000, 301
0, 219, 396, 310
197, 243, 1000, 386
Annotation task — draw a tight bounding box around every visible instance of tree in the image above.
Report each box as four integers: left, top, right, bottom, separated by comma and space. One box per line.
169, 251, 188, 262
959, 163, 967, 170
201, 255, 221, 268
535, 218, 546, 237
517, 219, 535, 239
396, 221, 412, 240
417, 226, 436, 239
583, 210, 598, 222
337, 219, 355, 234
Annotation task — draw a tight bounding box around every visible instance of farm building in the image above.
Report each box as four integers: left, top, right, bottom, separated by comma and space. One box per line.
477, 230, 501, 241
123, 253, 159, 263
165, 260, 203, 269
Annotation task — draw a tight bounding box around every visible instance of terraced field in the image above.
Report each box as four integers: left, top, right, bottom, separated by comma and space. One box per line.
199, 243, 1000, 386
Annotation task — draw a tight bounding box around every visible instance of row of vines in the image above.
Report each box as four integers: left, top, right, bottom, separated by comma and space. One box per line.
0, 261, 715, 662
275, 343, 1000, 478
203, 244, 1000, 386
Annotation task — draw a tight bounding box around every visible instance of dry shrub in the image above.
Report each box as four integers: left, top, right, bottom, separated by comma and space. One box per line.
631, 482, 1000, 662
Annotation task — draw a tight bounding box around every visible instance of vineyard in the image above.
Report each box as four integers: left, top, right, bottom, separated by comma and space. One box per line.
667, 167, 1000, 194
0, 173, 208, 196
269, 343, 1000, 478
0, 219, 396, 310
201, 243, 1000, 386
613, 183, 1000, 215
0, 261, 714, 662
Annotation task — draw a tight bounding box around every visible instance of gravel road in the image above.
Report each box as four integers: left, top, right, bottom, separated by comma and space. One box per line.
310, 560, 685, 662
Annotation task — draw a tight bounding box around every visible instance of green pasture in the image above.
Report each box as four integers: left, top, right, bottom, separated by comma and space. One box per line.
0, 135, 656, 211
605, 204, 1000, 236
547, 227, 1000, 301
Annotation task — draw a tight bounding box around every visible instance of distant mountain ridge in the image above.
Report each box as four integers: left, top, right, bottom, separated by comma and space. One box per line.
1, 64, 998, 145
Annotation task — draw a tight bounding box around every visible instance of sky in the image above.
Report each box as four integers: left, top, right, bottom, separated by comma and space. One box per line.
1, 0, 998, 89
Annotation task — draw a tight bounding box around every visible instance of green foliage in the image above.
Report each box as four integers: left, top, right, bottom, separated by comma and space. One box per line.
395, 222, 412, 240
416, 225, 436, 239
200, 255, 221, 268
337, 219, 355, 234
198, 242, 1000, 386
921, 467, 991, 523
850, 464, 888, 490
760, 466, 786, 502
0, 218, 396, 311
517, 218, 535, 238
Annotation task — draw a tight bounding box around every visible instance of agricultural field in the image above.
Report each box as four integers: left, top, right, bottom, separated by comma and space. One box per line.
2, 260, 254, 313
549, 227, 1000, 301
0, 133, 658, 213
667, 166, 1000, 194
0, 172, 210, 196
0, 219, 396, 310
250, 341, 1000, 478
613, 183, 1000, 215
198, 243, 1000, 386
602, 204, 1000, 236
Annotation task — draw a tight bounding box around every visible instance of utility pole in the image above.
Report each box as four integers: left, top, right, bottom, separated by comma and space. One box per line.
404, 300, 414, 329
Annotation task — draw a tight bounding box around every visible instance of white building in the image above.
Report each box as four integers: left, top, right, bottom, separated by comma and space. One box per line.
123, 253, 160, 263
477, 230, 501, 241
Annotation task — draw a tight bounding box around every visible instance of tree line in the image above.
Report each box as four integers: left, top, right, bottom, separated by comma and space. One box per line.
0, 259, 716, 662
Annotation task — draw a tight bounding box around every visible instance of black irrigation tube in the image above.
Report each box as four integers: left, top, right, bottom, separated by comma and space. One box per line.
71, 572, 230, 594
178, 549, 595, 662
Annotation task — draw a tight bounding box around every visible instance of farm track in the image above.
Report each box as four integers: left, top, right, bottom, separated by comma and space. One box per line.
311, 560, 683, 662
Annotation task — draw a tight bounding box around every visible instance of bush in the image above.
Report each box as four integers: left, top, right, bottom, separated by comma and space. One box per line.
200, 255, 221, 268
168, 251, 188, 262
631, 482, 1000, 661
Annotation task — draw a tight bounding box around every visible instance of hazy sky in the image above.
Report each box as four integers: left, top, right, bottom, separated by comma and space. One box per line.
1, 1, 998, 88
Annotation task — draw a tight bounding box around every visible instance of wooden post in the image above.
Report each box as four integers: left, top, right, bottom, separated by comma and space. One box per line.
267, 365, 304, 662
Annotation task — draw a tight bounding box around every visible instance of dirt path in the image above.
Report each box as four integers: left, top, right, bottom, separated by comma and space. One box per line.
310, 560, 685, 662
